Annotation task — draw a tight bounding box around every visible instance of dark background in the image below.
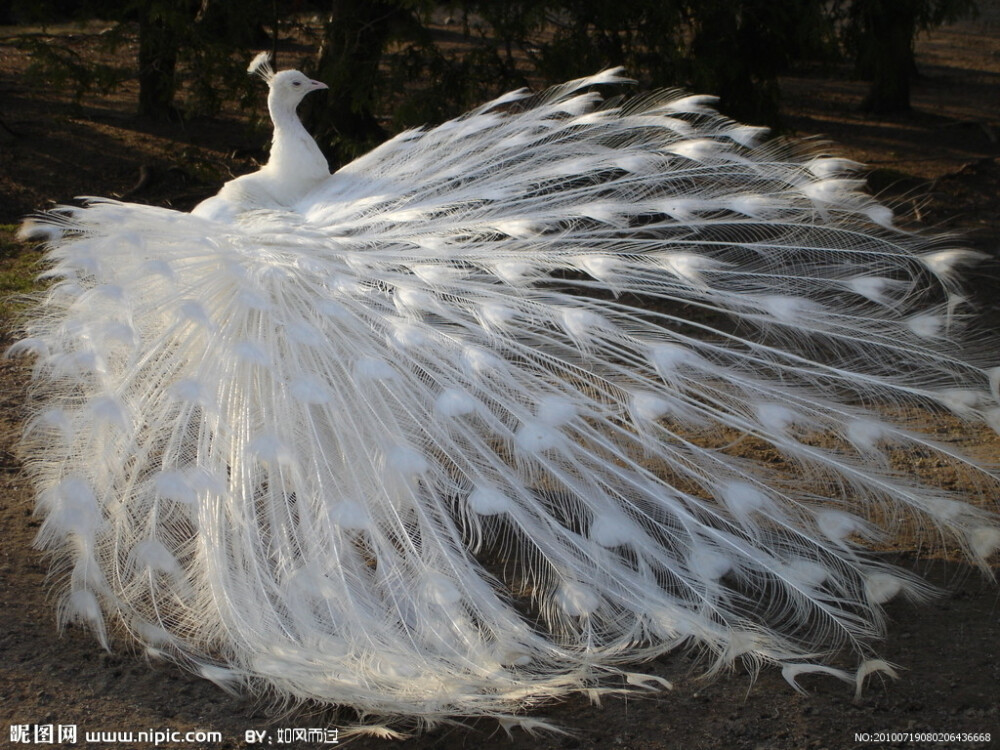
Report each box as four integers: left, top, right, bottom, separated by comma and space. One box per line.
1, 2, 999, 748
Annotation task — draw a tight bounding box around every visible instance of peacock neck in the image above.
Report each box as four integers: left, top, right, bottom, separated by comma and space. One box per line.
265, 96, 330, 183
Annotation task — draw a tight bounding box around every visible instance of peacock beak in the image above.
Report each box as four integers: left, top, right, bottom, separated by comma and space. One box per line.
310, 80, 329, 91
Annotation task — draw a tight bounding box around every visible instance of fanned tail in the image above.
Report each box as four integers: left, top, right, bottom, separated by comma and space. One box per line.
13, 71, 1000, 729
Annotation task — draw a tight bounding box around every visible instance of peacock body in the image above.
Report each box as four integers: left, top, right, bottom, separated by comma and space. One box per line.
11, 55, 1000, 732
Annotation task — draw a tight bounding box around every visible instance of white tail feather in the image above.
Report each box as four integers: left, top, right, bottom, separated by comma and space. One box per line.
12, 68, 1000, 732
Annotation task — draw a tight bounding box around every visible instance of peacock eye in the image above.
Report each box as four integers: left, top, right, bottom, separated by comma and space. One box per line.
292, 81, 301, 87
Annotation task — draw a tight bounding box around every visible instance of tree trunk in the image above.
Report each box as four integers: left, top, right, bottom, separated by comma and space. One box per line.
856, 0, 917, 113
309, 0, 406, 166
137, 2, 183, 120
690, 1, 781, 127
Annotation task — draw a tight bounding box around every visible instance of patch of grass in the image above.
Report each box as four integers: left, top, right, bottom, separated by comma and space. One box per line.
0, 224, 43, 325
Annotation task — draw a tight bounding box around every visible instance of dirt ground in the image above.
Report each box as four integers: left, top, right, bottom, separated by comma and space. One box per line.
2, 7, 1000, 750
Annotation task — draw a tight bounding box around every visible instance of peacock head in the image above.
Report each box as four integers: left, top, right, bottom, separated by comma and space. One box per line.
247, 52, 328, 113
270, 70, 329, 109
